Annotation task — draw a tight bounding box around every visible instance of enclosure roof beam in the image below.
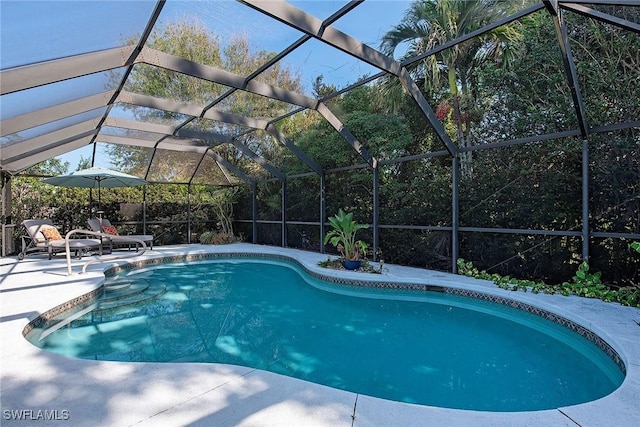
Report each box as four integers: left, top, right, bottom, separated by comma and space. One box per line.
559, 0, 640, 5
379, 150, 451, 166
3, 130, 96, 169
1, 91, 115, 137
463, 129, 583, 153
265, 123, 323, 176
156, 138, 209, 153
230, 139, 286, 181
88, 0, 167, 165
2, 128, 97, 169
187, 152, 209, 186
244, 35, 311, 83
116, 92, 204, 117
0, 46, 135, 96
102, 117, 179, 136
97, 134, 209, 152
543, 0, 560, 15
549, 9, 590, 137
1, 120, 100, 161
397, 68, 458, 156
3, 136, 95, 174
207, 150, 254, 185
138, 47, 319, 110
126, 1, 166, 65
561, 3, 640, 33
240, 0, 402, 76
115, 92, 273, 131
317, 102, 377, 168
156, 138, 211, 153
174, 129, 234, 145
95, 134, 165, 150
241, 0, 358, 86
96, 126, 222, 156
590, 120, 640, 134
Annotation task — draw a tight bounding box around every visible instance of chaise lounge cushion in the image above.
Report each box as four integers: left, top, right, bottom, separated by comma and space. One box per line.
102, 224, 119, 235
23, 220, 57, 244
41, 225, 63, 241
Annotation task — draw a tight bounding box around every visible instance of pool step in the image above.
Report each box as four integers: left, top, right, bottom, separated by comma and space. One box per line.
102, 280, 151, 302
70, 282, 167, 328
69, 280, 167, 328
102, 282, 131, 292
97, 280, 166, 311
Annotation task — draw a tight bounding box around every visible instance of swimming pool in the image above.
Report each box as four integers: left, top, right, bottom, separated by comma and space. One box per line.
26, 256, 624, 412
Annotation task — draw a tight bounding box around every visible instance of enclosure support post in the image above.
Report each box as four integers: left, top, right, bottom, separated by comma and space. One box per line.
282, 179, 287, 247
1, 173, 13, 257
373, 166, 380, 262
187, 185, 192, 244
143, 186, 147, 235
452, 155, 460, 274
582, 138, 590, 263
252, 182, 258, 244
320, 172, 326, 254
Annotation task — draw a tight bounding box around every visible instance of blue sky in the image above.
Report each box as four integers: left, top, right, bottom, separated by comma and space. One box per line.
158, 0, 412, 91
1, 0, 412, 94
1, 0, 413, 170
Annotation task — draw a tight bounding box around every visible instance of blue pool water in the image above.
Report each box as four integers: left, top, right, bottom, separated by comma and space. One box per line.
28, 258, 624, 411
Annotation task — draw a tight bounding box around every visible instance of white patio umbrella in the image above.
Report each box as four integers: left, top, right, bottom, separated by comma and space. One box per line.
43, 166, 148, 208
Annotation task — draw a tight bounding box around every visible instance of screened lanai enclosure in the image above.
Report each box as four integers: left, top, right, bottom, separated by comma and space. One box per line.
1, 0, 639, 286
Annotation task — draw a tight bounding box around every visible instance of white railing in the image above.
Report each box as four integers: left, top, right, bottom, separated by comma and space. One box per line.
64, 229, 147, 276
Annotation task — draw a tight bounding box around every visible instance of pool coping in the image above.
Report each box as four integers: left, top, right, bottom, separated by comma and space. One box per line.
1, 243, 639, 426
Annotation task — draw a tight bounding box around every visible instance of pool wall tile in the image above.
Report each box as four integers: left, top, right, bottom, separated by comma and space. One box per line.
22, 287, 103, 336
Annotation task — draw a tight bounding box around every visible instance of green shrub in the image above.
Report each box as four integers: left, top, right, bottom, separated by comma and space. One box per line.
457, 259, 640, 308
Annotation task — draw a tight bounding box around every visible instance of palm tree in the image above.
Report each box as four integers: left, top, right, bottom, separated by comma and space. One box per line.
380, 0, 524, 173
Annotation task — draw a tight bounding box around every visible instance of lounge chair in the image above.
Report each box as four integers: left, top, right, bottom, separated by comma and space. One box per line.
87, 218, 153, 250
18, 219, 103, 260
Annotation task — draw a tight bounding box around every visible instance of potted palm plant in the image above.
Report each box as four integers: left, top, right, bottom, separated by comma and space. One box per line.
323, 208, 369, 270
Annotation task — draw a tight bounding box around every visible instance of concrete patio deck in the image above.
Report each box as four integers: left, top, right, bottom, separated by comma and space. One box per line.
1, 243, 639, 426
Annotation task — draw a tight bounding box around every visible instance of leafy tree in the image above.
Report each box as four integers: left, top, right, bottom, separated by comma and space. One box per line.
462, 8, 640, 286
77, 156, 92, 171
110, 18, 303, 184
25, 158, 69, 177
380, 0, 524, 173
312, 75, 338, 100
